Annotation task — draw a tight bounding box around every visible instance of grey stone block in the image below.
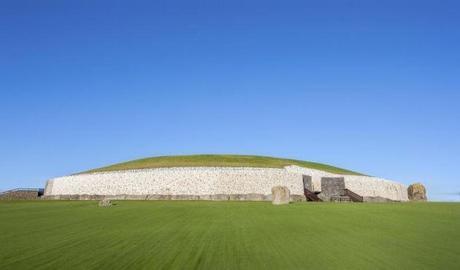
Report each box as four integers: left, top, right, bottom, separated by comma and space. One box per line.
303, 175, 313, 190
271, 186, 290, 205
321, 177, 345, 201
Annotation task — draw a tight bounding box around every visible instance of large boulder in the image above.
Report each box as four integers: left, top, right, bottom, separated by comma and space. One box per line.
98, 198, 112, 207
271, 186, 290, 205
407, 183, 427, 201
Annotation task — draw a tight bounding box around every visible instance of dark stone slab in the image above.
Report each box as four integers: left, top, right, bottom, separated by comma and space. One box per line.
303, 175, 313, 190
321, 177, 346, 201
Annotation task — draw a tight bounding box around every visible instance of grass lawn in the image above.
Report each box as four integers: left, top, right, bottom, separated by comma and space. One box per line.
0, 201, 459, 270
81, 154, 364, 175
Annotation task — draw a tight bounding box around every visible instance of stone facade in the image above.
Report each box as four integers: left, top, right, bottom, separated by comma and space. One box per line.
0, 190, 41, 200
45, 167, 302, 198
285, 166, 409, 201
44, 166, 409, 201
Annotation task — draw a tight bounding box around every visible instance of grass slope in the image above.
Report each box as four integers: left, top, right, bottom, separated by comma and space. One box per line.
1, 201, 459, 270
82, 154, 364, 175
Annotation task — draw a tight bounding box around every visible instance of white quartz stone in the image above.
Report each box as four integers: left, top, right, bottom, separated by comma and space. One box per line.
45, 166, 408, 201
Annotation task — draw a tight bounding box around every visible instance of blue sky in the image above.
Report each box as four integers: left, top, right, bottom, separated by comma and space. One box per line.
1, 1, 459, 201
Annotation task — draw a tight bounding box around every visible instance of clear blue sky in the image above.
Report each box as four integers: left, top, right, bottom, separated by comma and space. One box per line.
1, 1, 459, 201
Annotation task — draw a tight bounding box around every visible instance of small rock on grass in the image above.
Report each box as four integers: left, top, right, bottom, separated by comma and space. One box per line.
98, 198, 112, 207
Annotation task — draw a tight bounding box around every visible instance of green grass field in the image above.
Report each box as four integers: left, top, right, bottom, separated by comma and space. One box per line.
81, 154, 364, 175
0, 201, 459, 270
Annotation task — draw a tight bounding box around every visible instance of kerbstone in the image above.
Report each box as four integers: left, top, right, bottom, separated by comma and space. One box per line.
407, 183, 427, 201
272, 186, 290, 205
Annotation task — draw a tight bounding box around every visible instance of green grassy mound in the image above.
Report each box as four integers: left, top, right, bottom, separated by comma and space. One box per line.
0, 201, 459, 269
81, 154, 363, 175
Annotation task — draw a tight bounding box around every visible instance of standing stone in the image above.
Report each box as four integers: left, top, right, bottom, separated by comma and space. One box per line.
271, 186, 290, 205
407, 183, 427, 201
98, 198, 112, 207
320, 177, 346, 201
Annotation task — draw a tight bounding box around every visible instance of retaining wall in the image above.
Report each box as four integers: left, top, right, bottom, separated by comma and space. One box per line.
45, 167, 304, 198
0, 190, 40, 200
45, 166, 409, 201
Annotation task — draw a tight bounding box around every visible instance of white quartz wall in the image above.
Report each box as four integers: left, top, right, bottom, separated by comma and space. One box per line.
285, 166, 338, 191
285, 166, 408, 201
46, 167, 304, 196
45, 166, 408, 201
344, 176, 408, 201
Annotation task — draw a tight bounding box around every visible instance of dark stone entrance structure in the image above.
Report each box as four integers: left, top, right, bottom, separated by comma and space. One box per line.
315, 177, 364, 202
320, 177, 346, 201
303, 175, 313, 191
302, 175, 323, 201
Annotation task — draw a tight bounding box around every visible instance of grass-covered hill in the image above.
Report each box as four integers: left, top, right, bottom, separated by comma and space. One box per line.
81, 154, 364, 175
